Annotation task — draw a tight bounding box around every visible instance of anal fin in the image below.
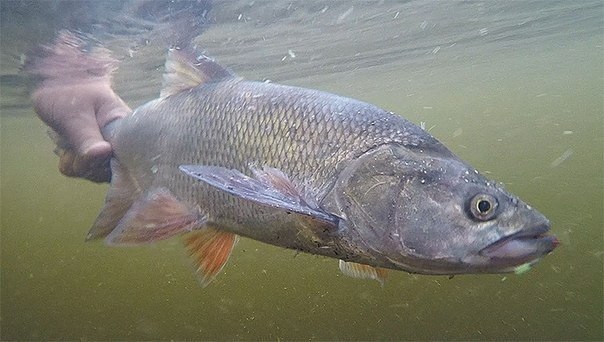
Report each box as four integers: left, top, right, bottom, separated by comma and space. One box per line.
184, 227, 238, 287
339, 260, 389, 285
106, 187, 205, 245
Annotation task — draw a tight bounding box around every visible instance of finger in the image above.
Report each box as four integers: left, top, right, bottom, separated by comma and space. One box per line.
96, 91, 132, 128
58, 148, 77, 177
71, 141, 113, 183
58, 142, 112, 183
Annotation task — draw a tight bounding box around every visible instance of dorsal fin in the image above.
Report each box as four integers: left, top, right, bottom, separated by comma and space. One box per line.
160, 48, 235, 98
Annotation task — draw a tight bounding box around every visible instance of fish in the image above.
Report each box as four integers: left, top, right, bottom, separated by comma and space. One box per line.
30, 32, 558, 286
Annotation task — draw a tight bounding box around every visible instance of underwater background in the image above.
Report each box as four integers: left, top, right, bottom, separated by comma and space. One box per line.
1, 1, 602, 340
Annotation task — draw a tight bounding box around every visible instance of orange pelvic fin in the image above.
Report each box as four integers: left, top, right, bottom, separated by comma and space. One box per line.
184, 227, 239, 287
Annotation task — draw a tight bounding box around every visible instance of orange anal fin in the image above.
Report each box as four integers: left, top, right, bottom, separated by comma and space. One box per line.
106, 187, 205, 245
338, 260, 389, 286
184, 227, 238, 287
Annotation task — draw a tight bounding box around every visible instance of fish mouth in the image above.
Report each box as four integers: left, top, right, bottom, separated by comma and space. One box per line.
479, 223, 559, 267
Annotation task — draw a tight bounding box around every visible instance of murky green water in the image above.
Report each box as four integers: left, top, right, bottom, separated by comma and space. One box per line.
1, 1, 602, 340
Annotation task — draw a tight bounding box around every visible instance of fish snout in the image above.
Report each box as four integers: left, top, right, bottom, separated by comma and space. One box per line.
479, 219, 558, 267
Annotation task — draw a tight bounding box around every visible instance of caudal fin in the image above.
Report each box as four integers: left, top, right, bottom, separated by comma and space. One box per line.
86, 159, 140, 240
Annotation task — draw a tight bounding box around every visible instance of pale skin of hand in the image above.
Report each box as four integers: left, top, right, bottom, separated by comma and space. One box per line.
32, 78, 131, 182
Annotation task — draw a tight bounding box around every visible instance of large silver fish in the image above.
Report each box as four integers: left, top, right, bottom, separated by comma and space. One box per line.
34, 36, 558, 285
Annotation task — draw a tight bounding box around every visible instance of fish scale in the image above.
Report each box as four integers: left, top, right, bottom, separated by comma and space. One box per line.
30, 34, 556, 285
135, 79, 430, 194
108, 74, 436, 260
101, 49, 555, 282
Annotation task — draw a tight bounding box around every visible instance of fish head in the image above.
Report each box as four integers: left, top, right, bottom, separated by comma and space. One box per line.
325, 143, 557, 275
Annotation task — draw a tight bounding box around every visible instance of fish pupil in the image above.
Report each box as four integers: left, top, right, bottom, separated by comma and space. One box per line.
477, 200, 491, 213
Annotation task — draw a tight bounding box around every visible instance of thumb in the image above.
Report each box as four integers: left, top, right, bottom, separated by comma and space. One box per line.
96, 91, 132, 128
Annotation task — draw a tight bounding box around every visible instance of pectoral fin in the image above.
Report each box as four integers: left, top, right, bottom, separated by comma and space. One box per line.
338, 260, 389, 285
106, 187, 206, 245
184, 227, 238, 287
179, 165, 339, 226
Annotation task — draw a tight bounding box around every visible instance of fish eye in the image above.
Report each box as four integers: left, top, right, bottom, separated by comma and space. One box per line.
469, 194, 498, 221
478, 199, 491, 213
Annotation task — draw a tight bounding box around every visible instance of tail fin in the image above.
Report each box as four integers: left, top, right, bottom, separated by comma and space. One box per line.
86, 159, 140, 240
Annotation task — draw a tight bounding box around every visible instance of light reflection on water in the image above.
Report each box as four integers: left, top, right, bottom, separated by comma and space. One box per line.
1, 1, 602, 340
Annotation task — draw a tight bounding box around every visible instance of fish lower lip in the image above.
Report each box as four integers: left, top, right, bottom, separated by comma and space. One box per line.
480, 224, 558, 262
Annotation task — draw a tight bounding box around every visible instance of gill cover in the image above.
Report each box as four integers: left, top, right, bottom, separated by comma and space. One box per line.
323, 142, 554, 275
323, 143, 484, 271
322, 144, 414, 254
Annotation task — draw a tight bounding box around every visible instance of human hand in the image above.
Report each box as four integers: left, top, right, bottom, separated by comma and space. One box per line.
32, 79, 131, 182
27, 31, 131, 182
